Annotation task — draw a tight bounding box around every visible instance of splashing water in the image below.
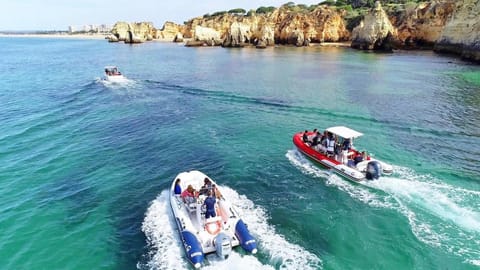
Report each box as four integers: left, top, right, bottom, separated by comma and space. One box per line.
141, 187, 322, 270
286, 149, 480, 266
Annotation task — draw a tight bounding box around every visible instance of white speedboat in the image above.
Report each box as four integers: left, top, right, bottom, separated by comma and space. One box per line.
293, 126, 393, 182
103, 66, 127, 82
170, 170, 257, 268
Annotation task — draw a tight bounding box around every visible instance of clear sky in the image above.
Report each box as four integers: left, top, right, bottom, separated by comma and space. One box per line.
1, 0, 323, 31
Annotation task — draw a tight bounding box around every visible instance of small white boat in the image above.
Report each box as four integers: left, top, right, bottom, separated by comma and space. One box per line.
169, 170, 257, 268
103, 66, 126, 82
293, 126, 393, 182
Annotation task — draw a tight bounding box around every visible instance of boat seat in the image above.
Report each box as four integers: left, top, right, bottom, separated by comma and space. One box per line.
187, 203, 197, 212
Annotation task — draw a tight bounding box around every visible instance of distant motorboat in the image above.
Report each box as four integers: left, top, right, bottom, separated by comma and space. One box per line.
103, 66, 127, 82
170, 170, 257, 268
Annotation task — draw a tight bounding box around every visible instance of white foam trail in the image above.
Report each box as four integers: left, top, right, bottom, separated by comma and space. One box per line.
286, 149, 393, 209
141, 190, 189, 270
96, 77, 139, 91
366, 175, 480, 232
142, 187, 321, 269
286, 149, 480, 266
221, 186, 322, 270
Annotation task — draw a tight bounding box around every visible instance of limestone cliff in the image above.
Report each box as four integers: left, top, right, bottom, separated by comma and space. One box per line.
391, 0, 456, 48
110, 21, 156, 43
223, 22, 252, 47
434, 0, 480, 62
182, 6, 349, 47
105, 1, 479, 62
351, 1, 397, 51
157, 21, 185, 41
272, 6, 350, 45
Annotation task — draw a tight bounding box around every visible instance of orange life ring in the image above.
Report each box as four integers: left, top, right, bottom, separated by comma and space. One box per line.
205, 220, 222, 235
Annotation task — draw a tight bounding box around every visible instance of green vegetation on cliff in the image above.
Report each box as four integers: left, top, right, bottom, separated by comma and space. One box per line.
200, 1, 427, 31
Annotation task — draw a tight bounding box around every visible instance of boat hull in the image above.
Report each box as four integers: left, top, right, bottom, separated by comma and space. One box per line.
104, 75, 127, 83
293, 131, 392, 182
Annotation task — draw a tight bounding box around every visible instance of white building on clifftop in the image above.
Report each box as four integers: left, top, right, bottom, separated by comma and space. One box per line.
68, 24, 112, 33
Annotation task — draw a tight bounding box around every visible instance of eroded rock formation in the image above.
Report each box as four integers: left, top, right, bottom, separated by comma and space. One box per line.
105, 1, 479, 63
157, 21, 185, 41
351, 1, 397, 51
392, 0, 456, 48
109, 21, 156, 43
223, 22, 251, 47
181, 6, 349, 47
434, 0, 480, 62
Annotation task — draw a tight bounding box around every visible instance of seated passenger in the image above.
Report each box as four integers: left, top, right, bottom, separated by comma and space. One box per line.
174, 178, 182, 195
354, 152, 365, 165
307, 128, 318, 142
311, 131, 321, 147
347, 158, 356, 167
181, 185, 197, 204
199, 178, 212, 195
302, 130, 310, 144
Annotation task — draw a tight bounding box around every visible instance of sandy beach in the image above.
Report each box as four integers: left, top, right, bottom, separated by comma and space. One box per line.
0, 33, 352, 47
0, 33, 108, 40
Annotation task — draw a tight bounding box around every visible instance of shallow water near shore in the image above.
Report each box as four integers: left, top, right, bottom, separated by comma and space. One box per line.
0, 37, 479, 269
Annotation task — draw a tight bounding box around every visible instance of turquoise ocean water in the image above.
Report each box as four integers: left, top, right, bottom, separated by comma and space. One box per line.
0, 37, 479, 270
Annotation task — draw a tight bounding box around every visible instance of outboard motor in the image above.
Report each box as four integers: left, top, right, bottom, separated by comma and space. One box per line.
366, 161, 381, 180
214, 232, 232, 259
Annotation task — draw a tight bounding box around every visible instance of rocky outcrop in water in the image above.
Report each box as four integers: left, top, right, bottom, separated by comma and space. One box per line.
351, 1, 397, 51
434, 0, 480, 62
109, 22, 156, 43
105, 1, 479, 63
157, 21, 184, 41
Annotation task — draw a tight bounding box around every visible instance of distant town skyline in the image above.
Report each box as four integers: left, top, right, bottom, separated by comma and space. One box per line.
1, 0, 323, 31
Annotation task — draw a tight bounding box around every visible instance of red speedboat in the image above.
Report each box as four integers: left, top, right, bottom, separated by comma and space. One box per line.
293, 126, 393, 182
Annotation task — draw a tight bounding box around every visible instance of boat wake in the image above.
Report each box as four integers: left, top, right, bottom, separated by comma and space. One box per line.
95, 77, 138, 89
140, 188, 322, 270
286, 149, 480, 266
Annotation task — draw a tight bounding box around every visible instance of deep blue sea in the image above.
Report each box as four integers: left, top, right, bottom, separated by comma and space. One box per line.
0, 37, 479, 270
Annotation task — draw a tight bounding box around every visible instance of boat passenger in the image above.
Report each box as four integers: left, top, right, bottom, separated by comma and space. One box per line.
347, 158, 356, 167
204, 191, 217, 219
199, 178, 212, 195
340, 138, 351, 164
354, 151, 365, 165
311, 131, 321, 147
211, 184, 223, 199
174, 178, 182, 195
307, 128, 318, 142
326, 133, 336, 157
181, 185, 197, 204
302, 130, 309, 145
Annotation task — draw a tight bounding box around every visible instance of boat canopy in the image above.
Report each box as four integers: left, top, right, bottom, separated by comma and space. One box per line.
326, 126, 363, 139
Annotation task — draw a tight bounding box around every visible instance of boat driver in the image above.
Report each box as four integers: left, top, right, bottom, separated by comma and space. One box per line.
203, 191, 216, 219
